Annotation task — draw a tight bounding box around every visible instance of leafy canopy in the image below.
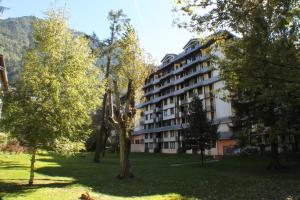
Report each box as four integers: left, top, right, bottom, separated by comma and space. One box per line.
1, 9, 104, 153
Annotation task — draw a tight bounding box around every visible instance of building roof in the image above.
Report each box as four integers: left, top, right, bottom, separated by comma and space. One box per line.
160, 54, 177, 63
182, 38, 201, 50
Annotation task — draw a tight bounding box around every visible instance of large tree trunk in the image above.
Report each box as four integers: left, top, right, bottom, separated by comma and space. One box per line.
102, 131, 109, 157
267, 141, 282, 170
28, 146, 36, 186
94, 97, 107, 163
118, 128, 132, 179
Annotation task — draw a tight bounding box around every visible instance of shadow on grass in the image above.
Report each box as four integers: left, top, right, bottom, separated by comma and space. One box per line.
0, 160, 29, 170
32, 152, 300, 199
0, 181, 75, 200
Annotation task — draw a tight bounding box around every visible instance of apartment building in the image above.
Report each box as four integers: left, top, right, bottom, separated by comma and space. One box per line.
131, 33, 236, 155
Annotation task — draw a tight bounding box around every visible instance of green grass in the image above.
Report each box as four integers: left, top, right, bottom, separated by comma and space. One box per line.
0, 152, 299, 200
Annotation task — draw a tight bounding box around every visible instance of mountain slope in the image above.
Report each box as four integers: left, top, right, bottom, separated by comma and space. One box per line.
0, 16, 38, 81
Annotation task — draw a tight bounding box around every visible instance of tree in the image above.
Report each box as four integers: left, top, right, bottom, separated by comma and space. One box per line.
1, 10, 103, 185
109, 24, 149, 179
184, 96, 218, 166
93, 10, 129, 163
175, 0, 300, 169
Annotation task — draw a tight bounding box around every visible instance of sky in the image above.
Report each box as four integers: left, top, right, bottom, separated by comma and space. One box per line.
1, 0, 197, 64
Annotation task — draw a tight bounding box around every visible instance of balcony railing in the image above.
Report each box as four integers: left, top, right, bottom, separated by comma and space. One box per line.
143, 55, 209, 89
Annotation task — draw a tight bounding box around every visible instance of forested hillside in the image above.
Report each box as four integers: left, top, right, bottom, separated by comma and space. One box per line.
0, 16, 38, 81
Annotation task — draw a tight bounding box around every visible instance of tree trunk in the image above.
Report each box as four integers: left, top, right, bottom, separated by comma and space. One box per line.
118, 129, 133, 179
28, 146, 36, 186
94, 92, 108, 163
267, 141, 282, 170
200, 147, 204, 166
102, 132, 109, 157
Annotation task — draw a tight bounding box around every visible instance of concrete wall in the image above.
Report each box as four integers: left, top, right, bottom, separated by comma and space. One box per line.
131, 134, 145, 153
131, 144, 145, 152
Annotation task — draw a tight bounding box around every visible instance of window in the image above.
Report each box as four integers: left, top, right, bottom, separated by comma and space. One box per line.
198, 87, 203, 94
149, 143, 153, 149
164, 142, 169, 149
164, 110, 168, 116
170, 97, 174, 104
170, 108, 175, 115
164, 99, 168, 106
145, 134, 148, 139
150, 133, 153, 138
164, 132, 168, 138
135, 140, 139, 144
170, 142, 176, 149
170, 131, 175, 137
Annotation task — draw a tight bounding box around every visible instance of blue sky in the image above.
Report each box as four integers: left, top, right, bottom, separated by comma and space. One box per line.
1, 0, 197, 63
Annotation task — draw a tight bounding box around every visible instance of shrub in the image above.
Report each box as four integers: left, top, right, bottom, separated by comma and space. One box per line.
1, 138, 27, 154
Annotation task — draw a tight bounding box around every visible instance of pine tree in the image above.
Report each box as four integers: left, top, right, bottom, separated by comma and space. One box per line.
184, 96, 218, 166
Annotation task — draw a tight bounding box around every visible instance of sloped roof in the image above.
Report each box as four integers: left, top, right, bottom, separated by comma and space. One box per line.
161, 54, 177, 63
183, 38, 201, 50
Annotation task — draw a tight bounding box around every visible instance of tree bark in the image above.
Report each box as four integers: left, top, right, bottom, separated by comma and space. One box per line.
267, 141, 282, 170
200, 147, 204, 166
102, 131, 109, 157
94, 19, 115, 163
94, 96, 107, 163
118, 129, 132, 179
28, 146, 36, 186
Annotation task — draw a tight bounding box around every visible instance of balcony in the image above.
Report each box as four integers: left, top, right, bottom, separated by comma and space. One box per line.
155, 107, 162, 112
139, 76, 220, 108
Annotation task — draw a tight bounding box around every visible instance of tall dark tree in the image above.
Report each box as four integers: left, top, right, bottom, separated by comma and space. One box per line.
175, 0, 300, 169
94, 10, 129, 163
184, 96, 218, 166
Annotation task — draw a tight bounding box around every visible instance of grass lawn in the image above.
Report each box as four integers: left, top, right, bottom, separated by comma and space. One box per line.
0, 152, 299, 200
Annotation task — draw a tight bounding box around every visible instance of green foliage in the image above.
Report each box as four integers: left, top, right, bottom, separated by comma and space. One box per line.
184, 96, 218, 152
175, 0, 300, 154
1, 10, 104, 154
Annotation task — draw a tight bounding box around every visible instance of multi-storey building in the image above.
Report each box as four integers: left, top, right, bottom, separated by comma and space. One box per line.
131, 33, 236, 156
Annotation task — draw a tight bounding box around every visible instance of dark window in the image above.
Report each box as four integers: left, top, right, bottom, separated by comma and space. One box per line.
170, 97, 174, 104
170, 108, 175, 115
164, 142, 169, 149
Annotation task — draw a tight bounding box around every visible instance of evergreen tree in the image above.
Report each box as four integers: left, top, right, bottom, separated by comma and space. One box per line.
184, 96, 218, 166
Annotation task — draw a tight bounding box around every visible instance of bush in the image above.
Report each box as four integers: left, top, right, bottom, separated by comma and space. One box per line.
0, 138, 27, 154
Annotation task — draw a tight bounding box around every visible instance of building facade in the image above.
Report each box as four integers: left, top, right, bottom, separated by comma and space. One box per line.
131, 35, 236, 155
